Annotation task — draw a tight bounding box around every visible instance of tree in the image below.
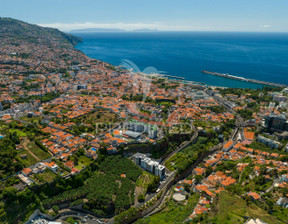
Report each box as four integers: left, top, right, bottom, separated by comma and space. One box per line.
52, 205, 59, 214
138, 194, 145, 203
195, 175, 203, 184
205, 166, 213, 177
184, 183, 190, 193
66, 217, 75, 224
3, 187, 17, 202
147, 176, 160, 193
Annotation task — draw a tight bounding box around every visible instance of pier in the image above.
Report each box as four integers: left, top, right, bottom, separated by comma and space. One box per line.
202, 70, 288, 88
162, 74, 185, 80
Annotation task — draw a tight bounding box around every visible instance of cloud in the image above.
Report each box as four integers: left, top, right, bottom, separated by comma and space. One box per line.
260, 24, 271, 28
38, 22, 277, 32
37, 22, 217, 32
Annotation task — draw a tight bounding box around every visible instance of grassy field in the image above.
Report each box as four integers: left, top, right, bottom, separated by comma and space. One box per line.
31, 169, 57, 184
27, 141, 50, 160
208, 191, 283, 224
78, 155, 93, 167
135, 193, 200, 224
16, 149, 37, 167
74, 110, 117, 124
165, 153, 186, 171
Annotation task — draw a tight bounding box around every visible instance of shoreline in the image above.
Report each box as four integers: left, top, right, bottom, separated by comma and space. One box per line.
74, 34, 286, 90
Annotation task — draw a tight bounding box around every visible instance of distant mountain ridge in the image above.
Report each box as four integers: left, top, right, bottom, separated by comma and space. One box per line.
71, 28, 126, 33
71, 28, 159, 33
0, 17, 82, 46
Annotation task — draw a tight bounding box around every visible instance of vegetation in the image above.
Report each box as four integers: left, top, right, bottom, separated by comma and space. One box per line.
136, 193, 200, 224
203, 191, 284, 224
136, 172, 160, 194
0, 137, 23, 179
42, 155, 142, 216
165, 137, 217, 172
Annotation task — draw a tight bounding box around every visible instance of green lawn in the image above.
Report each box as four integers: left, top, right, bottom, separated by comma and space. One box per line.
78, 155, 93, 167
135, 193, 200, 224
75, 164, 84, 171
207, 191, 283, 224
27, 141, 50, 160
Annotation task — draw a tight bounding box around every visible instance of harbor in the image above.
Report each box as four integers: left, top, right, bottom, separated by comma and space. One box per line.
202, 70, 288, 88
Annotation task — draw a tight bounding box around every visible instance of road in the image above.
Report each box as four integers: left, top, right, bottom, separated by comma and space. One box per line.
140, 171, 176, 206
55, 210, 106, 224
161, 124, 198, 165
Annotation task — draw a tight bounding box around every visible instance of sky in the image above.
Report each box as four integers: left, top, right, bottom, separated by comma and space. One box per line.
1, 0, 288, 32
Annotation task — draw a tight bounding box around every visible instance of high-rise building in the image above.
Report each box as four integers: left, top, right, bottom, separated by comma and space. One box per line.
265, 114, 288, 131
134, 153, 165, 179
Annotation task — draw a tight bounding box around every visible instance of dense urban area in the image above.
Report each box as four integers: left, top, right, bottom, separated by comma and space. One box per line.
0, 18, 287, 224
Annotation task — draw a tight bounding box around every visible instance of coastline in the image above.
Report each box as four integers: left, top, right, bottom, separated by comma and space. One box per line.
73, 31, 288, 89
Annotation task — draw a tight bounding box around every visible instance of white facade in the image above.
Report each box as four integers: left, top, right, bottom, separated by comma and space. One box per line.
134, 153, 165, 179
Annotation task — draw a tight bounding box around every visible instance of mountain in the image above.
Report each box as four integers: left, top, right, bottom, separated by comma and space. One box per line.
0, 17, 82, 46
133, 29, 158, 32
71, 28, 126, 33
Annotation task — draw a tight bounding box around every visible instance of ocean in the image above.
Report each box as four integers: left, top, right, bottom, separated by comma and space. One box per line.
73, 32, 288, 89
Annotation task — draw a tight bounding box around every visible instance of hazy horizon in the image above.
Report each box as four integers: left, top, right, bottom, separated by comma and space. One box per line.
1, 0, 288, 33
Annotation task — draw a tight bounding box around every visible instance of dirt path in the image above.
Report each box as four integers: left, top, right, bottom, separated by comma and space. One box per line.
134, 186, 144, 206
22, 138, 40, 162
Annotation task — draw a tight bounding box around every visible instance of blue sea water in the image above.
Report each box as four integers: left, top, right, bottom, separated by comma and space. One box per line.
73, 32, 288, 89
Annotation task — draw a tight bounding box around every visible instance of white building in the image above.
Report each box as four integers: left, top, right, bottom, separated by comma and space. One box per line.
257, 136, 282, 149
134, 153, 165, 179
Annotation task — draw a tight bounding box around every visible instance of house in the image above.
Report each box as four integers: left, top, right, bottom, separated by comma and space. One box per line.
86, 147, 98, 159
183, 179, 193, 186
71, 167, 80, 175
248, 192, 261, 201
193, 167, 205, 176
221, 176, 236, 187
243, 128, 255, 140
22, 168, 33, 176
64, 160, 74, 170
18, 174, 33, 186
276, 197, 288, 209
20, 154, 27, 159
223, 141, 234, 152
280, 174, 288, 183
43, 161, 58, 172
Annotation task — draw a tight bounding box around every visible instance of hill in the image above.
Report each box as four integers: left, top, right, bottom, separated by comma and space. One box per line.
0, 17, 90, 75
207, 191, 284, 224
0, 17, 81, 47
